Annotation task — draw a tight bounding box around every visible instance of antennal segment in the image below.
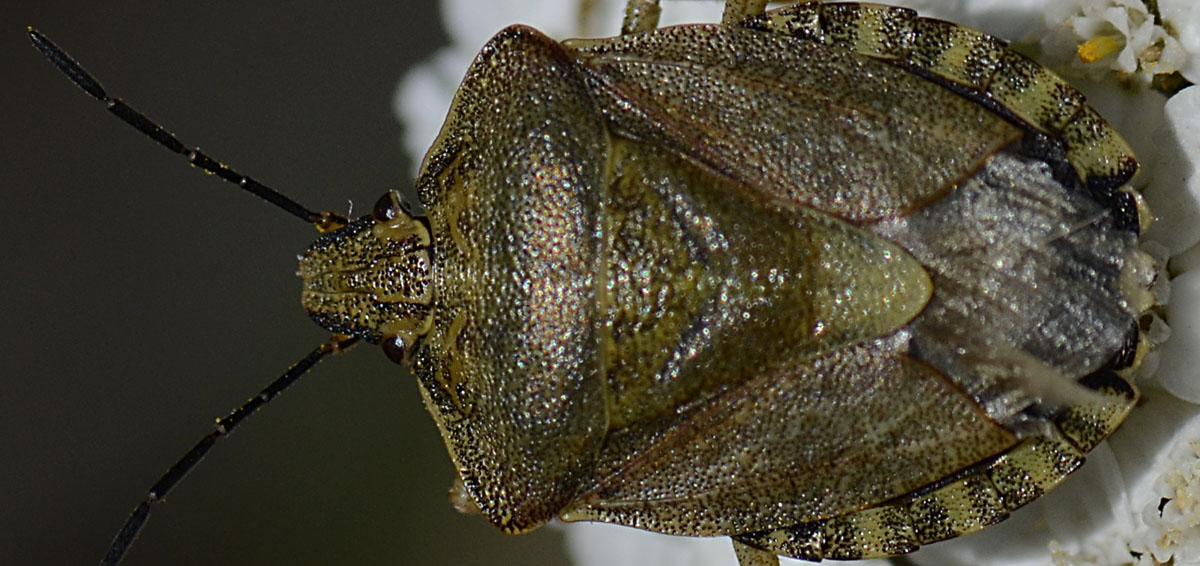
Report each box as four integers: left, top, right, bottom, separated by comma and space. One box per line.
100, 335, 358, 566
28, 28, 347, 233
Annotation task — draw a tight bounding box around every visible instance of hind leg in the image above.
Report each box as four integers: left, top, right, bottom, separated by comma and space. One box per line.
622, 0, 772, 33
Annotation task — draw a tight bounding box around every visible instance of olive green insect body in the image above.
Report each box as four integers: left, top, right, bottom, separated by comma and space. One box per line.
297, 1, 1157, 564
29, 0, 1158, 564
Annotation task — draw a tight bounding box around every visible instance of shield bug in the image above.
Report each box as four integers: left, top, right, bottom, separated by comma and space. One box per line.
28, 1, 1161, 565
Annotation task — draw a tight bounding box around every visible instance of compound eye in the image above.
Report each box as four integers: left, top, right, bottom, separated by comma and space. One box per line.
381, 335, 409, 364
372, 191, 403, 223
380, 334, 411, 365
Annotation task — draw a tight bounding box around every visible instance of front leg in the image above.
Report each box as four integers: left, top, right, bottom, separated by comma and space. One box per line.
622, 0, 661, 34
733, 539, 782, 566
723, 0, 770, 25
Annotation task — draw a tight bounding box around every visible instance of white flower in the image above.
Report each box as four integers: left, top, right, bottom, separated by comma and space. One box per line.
393, 2, 1200, 565
1160, 0, 1200, 82
1040, 0, 1195, 83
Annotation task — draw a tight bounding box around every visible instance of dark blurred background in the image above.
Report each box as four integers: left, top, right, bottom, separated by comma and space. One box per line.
5, 2, 568, 565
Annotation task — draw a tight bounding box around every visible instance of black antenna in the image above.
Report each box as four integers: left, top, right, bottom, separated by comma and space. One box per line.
100, 335, 359, 566
27, 27, 365, 564
27, 27, 348, 233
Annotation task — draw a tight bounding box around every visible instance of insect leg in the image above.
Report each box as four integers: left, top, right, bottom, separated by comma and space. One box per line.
621, 0, 661, 34
732, 538, 780, 566
722, 0, 769, 25
100, 336, 357, 566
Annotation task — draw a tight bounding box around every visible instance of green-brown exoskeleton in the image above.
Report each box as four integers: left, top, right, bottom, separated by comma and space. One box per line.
298, 1, 1158, 564
31, 0, 1159, 564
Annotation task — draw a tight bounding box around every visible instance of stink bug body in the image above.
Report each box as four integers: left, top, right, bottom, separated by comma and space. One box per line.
24, 1, 1162, 565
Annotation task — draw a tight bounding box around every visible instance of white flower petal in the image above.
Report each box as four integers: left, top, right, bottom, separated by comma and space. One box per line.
1154, 269, 1200, 403
1160, 0, 1200, 82
441, 0, 580, 44
393, 49, 472, 175
563, 522, 739, 566
1038, 0, 1196, 82
1145, 86, 1200, 255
